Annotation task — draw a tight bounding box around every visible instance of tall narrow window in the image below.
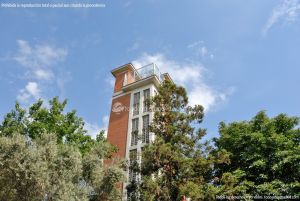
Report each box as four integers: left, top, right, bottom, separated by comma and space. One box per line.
123, 73, 128, 86
142, 115, 150, 143
129, 149, 137, 182
131, 118, 139, 146
133, 92, 140, 116
143, 88, 150, 112
140, 147, 145, 181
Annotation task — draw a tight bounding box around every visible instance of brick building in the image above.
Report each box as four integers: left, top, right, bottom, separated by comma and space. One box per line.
107, 63, 172, 200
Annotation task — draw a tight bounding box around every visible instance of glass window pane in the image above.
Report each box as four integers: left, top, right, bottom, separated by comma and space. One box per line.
131, 118, 138, 146
142, 115, 149, 143
133, 92, 140, 115
143, 89, 150, 112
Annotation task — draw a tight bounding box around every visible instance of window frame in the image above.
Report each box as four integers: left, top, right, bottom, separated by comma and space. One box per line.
142, 115, 150, 143
143, 88, 150, 112
131, 118, 139, 146
133, 92, 140, 116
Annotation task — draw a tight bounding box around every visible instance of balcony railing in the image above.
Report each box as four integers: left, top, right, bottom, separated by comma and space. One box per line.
123, 63, 164, 86
135, 63, 163, 81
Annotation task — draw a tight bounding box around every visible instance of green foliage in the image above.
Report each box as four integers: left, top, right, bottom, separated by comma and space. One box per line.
0, 133, 87, 201
0, 98, 124, 201
83, 142, 123, 201
127, 81, 300, 199
2, 89, 299, 200
0, 97, 94, 155
132, 81, 229, 201
213, 111, 300, 196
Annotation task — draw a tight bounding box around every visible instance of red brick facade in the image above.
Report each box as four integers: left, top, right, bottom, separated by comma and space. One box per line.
114, 72, 126, 93
107, 93, 131, 158
113, 69, 135, 93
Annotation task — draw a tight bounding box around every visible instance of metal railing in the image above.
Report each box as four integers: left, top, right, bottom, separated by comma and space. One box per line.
134, 63, 164, 82
123, 63, 164, 87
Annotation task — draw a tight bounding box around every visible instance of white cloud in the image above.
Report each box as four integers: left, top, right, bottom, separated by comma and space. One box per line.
14, 40, 68, 83
189, 86, 235, 112
14, 40, 68, 69
133, 53, 202, 86
34, 69, 53, 80
128, 40, 140, 52
85, 122, 102, 139
17, 82, 40, 102
85, 115, 109, 139
102, 115, 109, 127
187, 41, 214, 59
35, 45, 67, 66
17, 40, 32, 55
132, 53, 232, 112
26, 82, 39, 97
189, 85, 218, 112
13, 40, 69, 103
187, 40, 204, 49
201, 47, 208, 57
263, 0, 300, 36
100, 115, 109, 138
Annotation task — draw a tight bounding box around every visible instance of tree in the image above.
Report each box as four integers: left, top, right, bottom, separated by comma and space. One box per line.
0, 133, 87, 201
0, 97, 95, 155
0, 98, 124, 201
213, 111, 300, 196
129, 81, 229, 200
83, 137, 124, 201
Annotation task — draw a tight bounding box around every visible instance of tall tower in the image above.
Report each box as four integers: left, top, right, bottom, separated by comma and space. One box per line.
107, 63, 172, 200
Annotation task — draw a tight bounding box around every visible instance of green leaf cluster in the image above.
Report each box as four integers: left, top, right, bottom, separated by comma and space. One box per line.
129, 81, 230, 201
213, 111, 300, 196
127, 81, 300, 200
0, 98, 123, 201
0, 97, 96, 155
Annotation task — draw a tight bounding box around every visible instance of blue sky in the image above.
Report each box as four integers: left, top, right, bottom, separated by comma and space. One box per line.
1, 0, 300, 139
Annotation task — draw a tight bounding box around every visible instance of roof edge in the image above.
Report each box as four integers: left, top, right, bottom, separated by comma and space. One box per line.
111, 63, 135, 77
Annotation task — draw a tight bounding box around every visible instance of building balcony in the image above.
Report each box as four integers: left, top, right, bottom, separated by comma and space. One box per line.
134, 63, 164, 83
123, 63, 164, 87
111, 62, 172, 94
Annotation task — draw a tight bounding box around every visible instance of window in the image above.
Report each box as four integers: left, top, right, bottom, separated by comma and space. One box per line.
142, 115, 150, 143
131, 118, 139, 146
133, 92, 140, 116
139, 147, 145, 182
128, 149, 140, 200
141, 147, 145, 165
143, 88, 150, 112
123, 73, 128, 86
129, 149, 137, 182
